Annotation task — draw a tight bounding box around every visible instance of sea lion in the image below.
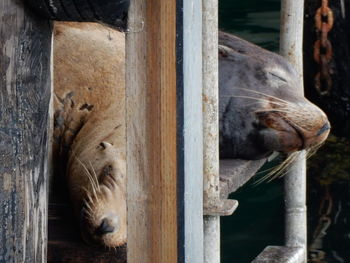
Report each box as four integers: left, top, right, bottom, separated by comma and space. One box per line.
53, 22, 126, 248
53, 23, 330, 248
218, 32, 330, 160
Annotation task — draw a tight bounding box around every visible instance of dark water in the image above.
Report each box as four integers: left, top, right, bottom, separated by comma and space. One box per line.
219, 1, 350, 262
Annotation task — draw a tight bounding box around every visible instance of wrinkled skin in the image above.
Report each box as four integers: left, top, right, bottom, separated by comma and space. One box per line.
218, 32, 330, 160
53, 24, 330, 248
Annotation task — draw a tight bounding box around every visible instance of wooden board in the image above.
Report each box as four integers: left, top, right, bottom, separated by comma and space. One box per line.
0, 1, 52, 262
126, 1, 178, 262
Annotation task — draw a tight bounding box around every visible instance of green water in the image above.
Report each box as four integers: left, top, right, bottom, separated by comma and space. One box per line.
219, 1, 350, 262
219, 1, 284, 262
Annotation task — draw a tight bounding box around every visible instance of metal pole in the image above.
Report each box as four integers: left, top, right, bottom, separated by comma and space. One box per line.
202, 0, 220, 262
182, 0, 205, 262
280, 1, 307, 262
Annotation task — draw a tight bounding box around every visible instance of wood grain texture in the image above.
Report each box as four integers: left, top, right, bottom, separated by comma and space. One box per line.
0, 1, 52, 263
126, 0, 177, 262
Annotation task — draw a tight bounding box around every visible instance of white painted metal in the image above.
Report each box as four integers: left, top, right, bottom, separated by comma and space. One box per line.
280, 0, 307, 262
183, 0, 204, 262
203, 0, 220, 209
202, 0, 220, 262
252, 246, 305, 263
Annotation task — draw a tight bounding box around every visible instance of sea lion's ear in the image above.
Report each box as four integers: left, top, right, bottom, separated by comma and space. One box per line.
99, 141, 113, 150
219, 44, 230, 58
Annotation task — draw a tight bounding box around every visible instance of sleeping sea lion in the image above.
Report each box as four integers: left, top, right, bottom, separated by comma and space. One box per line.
53, 22, 126, 248
53, 23, 330, 248
218, 32, 330, 160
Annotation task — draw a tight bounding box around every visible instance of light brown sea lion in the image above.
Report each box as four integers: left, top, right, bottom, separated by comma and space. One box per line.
53, 22, 126, 248
53, 23, 330, 248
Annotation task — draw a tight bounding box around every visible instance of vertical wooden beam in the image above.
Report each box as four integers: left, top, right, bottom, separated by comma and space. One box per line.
0, 1, 52, 263
126, 0, 178, 262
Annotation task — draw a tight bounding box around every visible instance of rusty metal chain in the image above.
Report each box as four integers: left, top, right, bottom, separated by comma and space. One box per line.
308, 185, 333, 263
313, 0, 334, 96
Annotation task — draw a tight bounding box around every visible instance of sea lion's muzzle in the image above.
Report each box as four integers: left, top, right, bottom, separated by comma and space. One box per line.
95, 216, 119, 235
257, 112, 304, 153
257, 109, 330, 153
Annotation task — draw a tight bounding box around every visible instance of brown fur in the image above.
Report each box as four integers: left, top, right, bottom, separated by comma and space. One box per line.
53, 22, 126, 247
53, 22, 330, 248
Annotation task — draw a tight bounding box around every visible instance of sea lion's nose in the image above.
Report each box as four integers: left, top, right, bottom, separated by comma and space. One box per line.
96, 218, 116, 235
317, 121, 331, 136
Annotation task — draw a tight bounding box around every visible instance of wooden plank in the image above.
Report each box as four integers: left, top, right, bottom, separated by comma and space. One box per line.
126, 1, 178, 262
0, 1, 52, 263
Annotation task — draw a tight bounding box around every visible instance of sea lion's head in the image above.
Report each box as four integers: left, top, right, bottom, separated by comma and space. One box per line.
219, 32, 330, 160
68, 141, 126, 248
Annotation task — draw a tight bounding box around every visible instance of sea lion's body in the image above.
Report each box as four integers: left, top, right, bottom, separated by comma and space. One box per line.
53, 22, 126, 247
53, 22, 329, 248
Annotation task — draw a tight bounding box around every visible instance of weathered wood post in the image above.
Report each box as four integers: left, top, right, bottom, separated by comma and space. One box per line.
125, 1, 179, 262
0, 1, 52, 263
126, 0, 204, 262
1, 1, 130, 263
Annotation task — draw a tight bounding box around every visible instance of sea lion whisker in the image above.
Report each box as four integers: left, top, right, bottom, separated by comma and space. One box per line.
235, 88, 292, 104
79, 188, 95, 215
76, 158, 100, 201
268, 153, 298, 179
85, 172, 100, 202
254, 108, 292, 114
255, 152, 299, 184
80, 186, 98, 211
236, 89, 303, 112
79, 186, 95, 205
306, 142, 324, 159
89, 161, 101, 191
83, 205, 93, 217
86, 191, 101, 209
226, 95, 289, 109
84, 204, 93, 215
86, 194, 95, 207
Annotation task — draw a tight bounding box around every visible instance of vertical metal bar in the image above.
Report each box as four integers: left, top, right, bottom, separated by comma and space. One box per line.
182, 0, 204, 262
280, 1, 307, 262
202, 0, 220, 262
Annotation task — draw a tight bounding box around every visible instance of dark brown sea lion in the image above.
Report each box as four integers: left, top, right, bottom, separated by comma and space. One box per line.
218, 32, 330, 160
53, 23, 330, 248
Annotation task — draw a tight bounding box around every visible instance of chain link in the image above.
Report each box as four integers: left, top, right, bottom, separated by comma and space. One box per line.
313, 0, 334, 96
308, 185, 333, 263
